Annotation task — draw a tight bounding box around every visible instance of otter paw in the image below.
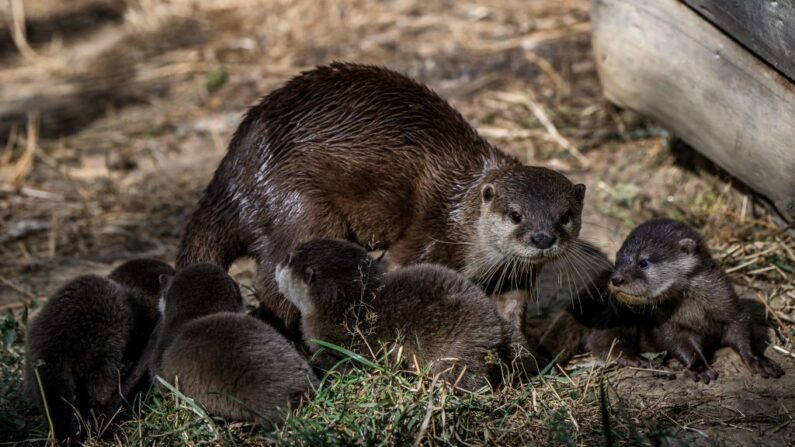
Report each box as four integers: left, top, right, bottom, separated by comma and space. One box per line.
747, 356, 785, 379
617, 355, 653, 369
686, 366, 718, 384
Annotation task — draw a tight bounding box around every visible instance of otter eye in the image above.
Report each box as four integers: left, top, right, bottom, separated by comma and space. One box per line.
508, 211, 522, 224
638, 259, 649, 270
560, 211, 571, 225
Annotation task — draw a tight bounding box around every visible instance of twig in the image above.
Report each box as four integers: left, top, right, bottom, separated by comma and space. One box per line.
772, 345, 795, 360
460, 22, 590, 54
48, 213, 57, 259
494, 91, 589, 167
477, 127, 544, 139
9, 0, 41, 61
0, 296, 49, 311
525, 51, 570, 96
2, 122, 18, 166
0, 273, 37, 300
0, 183, 64, 200
10, 113, 39, 187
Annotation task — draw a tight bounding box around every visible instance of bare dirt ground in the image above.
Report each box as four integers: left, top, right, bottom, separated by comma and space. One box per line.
1, 0, 793, 445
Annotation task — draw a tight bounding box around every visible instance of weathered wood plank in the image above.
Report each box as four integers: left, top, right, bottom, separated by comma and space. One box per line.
683, 0, 795, 82
592, 0, 795, 221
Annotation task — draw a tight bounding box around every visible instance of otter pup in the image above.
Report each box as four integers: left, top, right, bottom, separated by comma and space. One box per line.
153, 264, 316, 428
24, 259, 175, 443
176, 62, 586, 336
276, 239, 537, 390
538, 218, 784, 383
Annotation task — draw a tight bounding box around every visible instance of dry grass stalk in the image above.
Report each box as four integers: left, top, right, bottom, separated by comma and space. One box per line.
0, 273, 38, 306
493, 91, 590, 167
457, 21, 590, 54
525, 51, 571, 96
2, 122, 19, 166
10, 114, 38, 188
9, 0, 40, 61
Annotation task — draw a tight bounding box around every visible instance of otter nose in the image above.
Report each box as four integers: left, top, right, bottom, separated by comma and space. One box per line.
530, 232, 556, 249
611, 275, 624, 286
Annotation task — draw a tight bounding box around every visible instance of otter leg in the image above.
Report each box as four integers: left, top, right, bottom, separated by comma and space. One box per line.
254, 201, 351, 341
255, 259, 302, 341
497, 318, 546, 379
81, 362, 124, 434
536, 310, 586, 366
31, 367, 78, 443
492, 290, 529, 333
175, 196, 247, 269
663, 332, 718, 383
723, 322, 784, 378
586, 328, 652, 368
108, 321, 162, 419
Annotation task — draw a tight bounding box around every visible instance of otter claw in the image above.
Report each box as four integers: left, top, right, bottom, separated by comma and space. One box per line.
747, 356, 784, 379
686, 365, 718, 384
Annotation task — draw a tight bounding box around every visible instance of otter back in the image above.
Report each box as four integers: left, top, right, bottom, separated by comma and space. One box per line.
177, 63, 585, 337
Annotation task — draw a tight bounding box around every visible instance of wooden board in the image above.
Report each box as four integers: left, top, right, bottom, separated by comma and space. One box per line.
591, 0, 795, 221
683, 0, 795, 83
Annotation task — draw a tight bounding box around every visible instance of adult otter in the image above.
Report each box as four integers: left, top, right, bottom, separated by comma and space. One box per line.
24, 259, 174, 444
176, 63, 585, 335
538, 218, 784, 383
152, 264, 316, 427
276, 239, 537, 390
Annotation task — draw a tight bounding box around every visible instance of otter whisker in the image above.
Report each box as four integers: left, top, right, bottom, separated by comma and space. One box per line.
560, 254, 582, 313
476, 253, 504, 291
564, 250, 601, 302
559, 248, 594, 304
494, 260, 511, 295
570, 239, 614, 268
557, 242, 610, 302
510, 255, 520, 292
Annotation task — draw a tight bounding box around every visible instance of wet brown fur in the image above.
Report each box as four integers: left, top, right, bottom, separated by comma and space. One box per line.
277, 239, 539, 390
538, 219, 784, 383
153, 264, 316, 427
23, 259, 174, 444
175, 63, 585, 336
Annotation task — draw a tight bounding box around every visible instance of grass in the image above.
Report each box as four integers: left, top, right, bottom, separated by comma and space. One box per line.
0, 309, 685, 447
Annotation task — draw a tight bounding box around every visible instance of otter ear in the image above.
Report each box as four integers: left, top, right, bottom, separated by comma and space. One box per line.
158, 273, 172, 290
304, 267, 316, 285
678, 238, 697, 254
481, 183, 495, 203
573, 184, 586, 203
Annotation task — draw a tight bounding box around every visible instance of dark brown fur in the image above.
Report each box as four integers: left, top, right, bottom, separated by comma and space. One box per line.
23, 259, 174, 444
153, 264, 316, 427
175, 63, 585, 336
538, 219, 784, 383
276, 239, 539, 390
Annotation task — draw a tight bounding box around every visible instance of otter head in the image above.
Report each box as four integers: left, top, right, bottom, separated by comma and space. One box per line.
158, 263, 244, 324
109, 259, 175, 320
477, 165, 585, 264
275, 239, 385, 317
609, 218, 707, 305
